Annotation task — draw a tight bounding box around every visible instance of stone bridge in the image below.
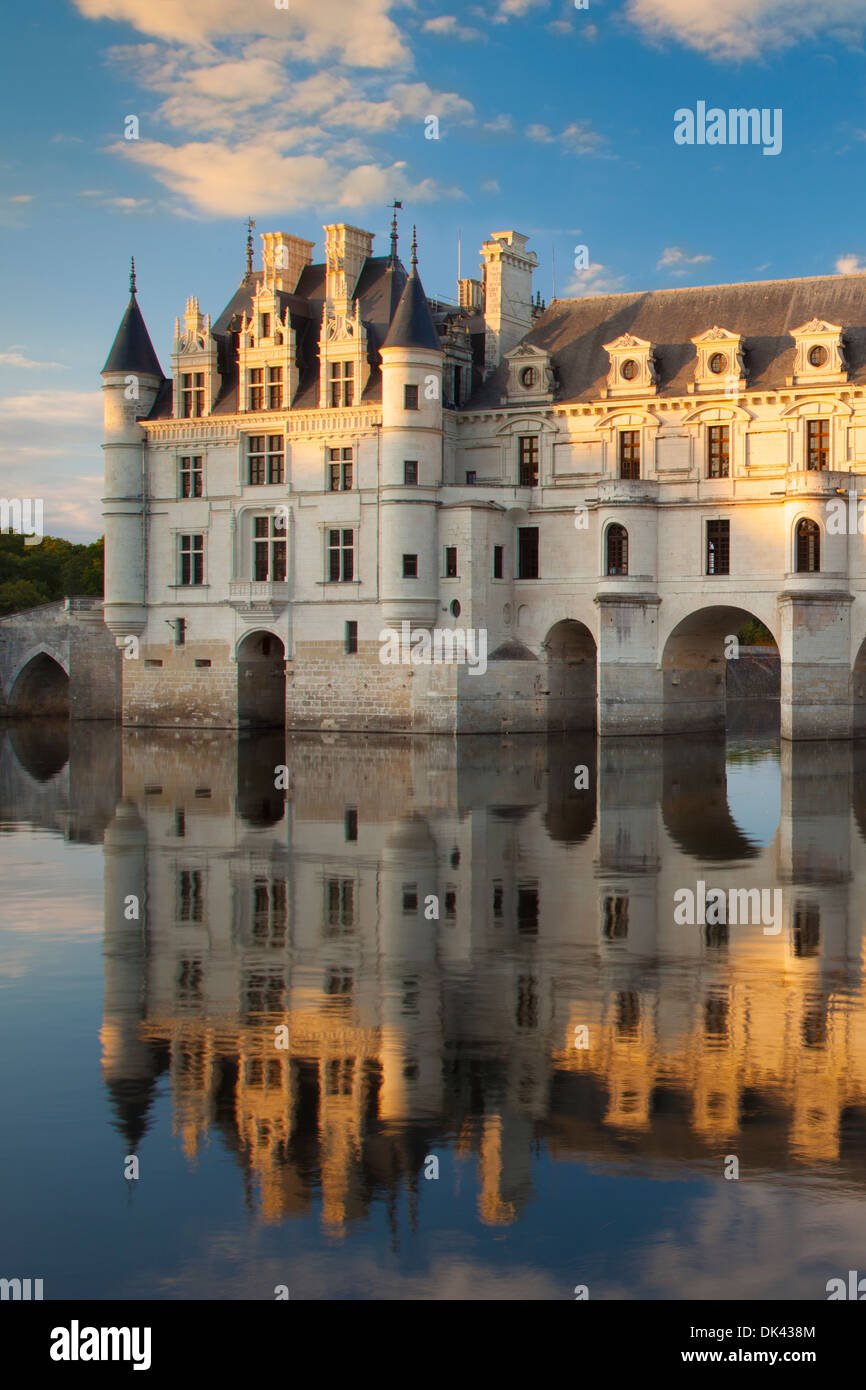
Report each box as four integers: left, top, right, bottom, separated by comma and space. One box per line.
0, 597, 121, 720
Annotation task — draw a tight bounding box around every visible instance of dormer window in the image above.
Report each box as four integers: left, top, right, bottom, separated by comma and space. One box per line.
181, 372, 204, 418
690, 328, 744, 393
331, 361, 354, 407
268, 366, 283, 409
602, 334, 656, 396
521, 366, 539, 388
789, 319, 846, 385
261, 313, 271, 340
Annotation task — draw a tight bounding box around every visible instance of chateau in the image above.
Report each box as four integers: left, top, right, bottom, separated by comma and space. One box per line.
101, 214, 866, 738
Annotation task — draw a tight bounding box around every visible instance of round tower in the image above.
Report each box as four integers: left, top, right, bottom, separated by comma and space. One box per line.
378, 229, 444, 629
101, 259, 164, 639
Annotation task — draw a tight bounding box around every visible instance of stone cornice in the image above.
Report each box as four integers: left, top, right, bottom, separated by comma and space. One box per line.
144, 405, 383, 443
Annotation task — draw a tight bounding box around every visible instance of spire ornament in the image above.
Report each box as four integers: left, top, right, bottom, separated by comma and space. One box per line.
410, 225, 418, 271
246, 217, 256, 276
389, 200, 402, 265
129, 257, 137, 296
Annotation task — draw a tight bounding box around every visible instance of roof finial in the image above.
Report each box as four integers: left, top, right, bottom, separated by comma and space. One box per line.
246, 216, 255, 276
389, 200, 402, 265
129, 256, 137, 296
411, 224, 418, 271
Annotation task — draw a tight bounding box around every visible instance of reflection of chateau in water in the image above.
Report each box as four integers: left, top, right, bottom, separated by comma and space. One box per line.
7, 721, 865, 1230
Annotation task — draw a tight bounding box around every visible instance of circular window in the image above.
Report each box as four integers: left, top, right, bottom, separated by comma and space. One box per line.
521, 367, 538, 388
708, 352, 728, 374
450, 599, 461, 618
809, 345, 828, 367
621, 359, 638, 381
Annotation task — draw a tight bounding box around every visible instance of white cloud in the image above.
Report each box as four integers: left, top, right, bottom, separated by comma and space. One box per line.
74, 0, 411, 68
423, 14, 484, 40
8, 194, 33, 204
494, 0, 549, 21
480, 178, 500, 193
562, 262, 626, 297
528, 121, 606, 154
560, 121, 605, 154
0, 349, 67, 370
0, 391, 104, 539
624, 0, 866, 61
115, 137, 461, 217
836, 253, 866, 274
658, 246, 713, 271
483, 113, 514, 135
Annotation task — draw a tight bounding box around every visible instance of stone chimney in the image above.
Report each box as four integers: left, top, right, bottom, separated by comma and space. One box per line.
480, 230, 538, 377
261, 233, 314, 293
323, 224, 374, 308
458, 278, 484, 311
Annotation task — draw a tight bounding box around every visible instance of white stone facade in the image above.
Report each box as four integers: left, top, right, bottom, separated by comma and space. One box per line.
101, 222, 866, 738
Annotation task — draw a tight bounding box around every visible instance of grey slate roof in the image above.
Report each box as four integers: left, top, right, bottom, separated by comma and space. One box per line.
468, 272, 866, 406
382, 268, 441, 352
102, 293, 164, 378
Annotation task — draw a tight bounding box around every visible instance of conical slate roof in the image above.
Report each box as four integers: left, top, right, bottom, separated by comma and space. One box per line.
102, 293, 163, 377
382, 268, 441, 352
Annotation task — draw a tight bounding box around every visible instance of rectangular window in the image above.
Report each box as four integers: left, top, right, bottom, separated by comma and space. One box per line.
179, 534, 204, 586
403, 460, 418, 485
327, 528, 354, 582
444, 546, 458, 578
344, 808, 358, 841
404, 384, 419, 411
178, 869, 203, 923
179, 455, 203, 498
174, 617, 186, 647
807, 418, 830, 470
518, 435, 539, 487
345, 620, 358, 654
466, 470, 476, 486
620, 430, 640, 480
326, 878, 355, 930
248, 435, 284, 485
328, 447, 353, 491
330, 360, 354, 408
260, 313, 271, 340
181, 372, 204, 418
249, 367, 264, 411
253, 516, 286, 582
493, 544, 504, 579
403, 554, 418, 578
707, 425, 730, 479
517, 526, 539, 579
267, 365, 283, 410
706, 519, 730, 575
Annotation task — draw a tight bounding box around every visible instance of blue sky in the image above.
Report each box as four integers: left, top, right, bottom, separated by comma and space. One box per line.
4, 0, 866, 539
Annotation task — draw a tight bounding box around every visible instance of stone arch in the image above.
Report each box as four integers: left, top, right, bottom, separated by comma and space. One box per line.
7, 650, 70, 718
662, 734, 767, 863
661, 604, 780, 734
237, 629, 286, 728
542, 618, 597, 731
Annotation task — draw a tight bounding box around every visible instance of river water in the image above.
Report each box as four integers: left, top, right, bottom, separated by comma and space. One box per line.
1, 707, 864, 1300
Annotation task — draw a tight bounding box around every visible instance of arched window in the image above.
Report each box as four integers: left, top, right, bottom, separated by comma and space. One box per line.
796, 518, 820, 573
606, 523, 628, 576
